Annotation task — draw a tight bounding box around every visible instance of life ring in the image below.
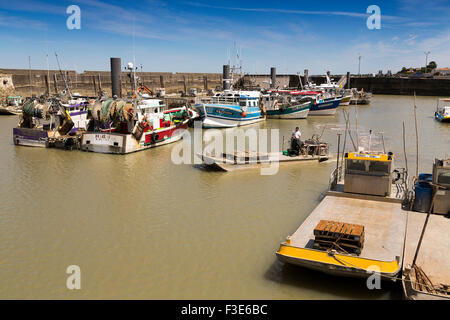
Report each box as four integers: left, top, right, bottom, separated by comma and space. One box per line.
241, 106, 248, 117
151, 132, 159, 143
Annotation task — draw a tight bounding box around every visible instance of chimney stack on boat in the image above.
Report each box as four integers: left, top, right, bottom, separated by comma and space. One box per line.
270, 67, 276, 88
223, 64, 231, 90
110, 57, 122, 98
347, 72, 351, 89
304, 69, 309, 84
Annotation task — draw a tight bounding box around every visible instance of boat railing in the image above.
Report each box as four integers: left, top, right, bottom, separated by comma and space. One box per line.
210, 97, 240, 105
329, 165, 344, 190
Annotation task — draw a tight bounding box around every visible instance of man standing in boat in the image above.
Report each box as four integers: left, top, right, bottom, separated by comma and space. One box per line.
291, 127, 302, 153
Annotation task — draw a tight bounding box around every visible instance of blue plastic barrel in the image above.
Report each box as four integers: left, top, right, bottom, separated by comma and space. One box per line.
418, 173, 433, 183
413, 181, 433, 213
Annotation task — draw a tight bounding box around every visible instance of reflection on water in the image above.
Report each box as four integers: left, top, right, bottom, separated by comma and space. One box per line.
0, 95, 448, 299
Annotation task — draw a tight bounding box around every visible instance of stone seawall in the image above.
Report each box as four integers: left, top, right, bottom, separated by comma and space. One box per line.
0, 68, 223, 97
242, 74, 450, 96
3, 68, 450, 97
349, 77, 450, 96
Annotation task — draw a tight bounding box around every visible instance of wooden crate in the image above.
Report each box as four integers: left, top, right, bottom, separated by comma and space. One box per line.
313, 220, 365, 255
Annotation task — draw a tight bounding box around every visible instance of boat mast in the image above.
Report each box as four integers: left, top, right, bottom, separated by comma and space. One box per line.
55, 52, 72, 98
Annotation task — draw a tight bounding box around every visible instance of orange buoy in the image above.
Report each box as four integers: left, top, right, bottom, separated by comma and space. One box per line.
241, 112, 247, 117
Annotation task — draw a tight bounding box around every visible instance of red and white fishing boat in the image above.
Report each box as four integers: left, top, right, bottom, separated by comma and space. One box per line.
81, 98, 190, 154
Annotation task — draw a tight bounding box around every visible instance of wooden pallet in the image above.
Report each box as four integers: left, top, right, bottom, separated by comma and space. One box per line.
313, 220, 365, 255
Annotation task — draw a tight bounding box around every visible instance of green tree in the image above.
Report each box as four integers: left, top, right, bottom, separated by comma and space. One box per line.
427, 61, 437, 70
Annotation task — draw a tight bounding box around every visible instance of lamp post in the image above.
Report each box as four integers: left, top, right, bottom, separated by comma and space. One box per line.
424, 51, 431, 73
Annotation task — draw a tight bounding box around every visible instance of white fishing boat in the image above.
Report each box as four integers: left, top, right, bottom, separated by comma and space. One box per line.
0, 95, 22, 115
435, 98, 450, 122
81, 98, 190, 154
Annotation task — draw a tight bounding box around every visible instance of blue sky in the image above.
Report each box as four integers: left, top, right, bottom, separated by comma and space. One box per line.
0, 0, 449, 74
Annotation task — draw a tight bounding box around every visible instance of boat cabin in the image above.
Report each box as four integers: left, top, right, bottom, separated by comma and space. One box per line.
7, 95, 22, 106
344, 151, 394, 197
211, 91, 260, 107
136, 99, 167, 130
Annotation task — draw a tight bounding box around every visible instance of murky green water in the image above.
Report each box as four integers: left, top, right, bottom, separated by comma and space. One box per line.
0, 95, 448, 299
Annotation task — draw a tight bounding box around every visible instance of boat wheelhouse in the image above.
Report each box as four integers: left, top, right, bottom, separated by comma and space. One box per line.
195, 90, 264, 128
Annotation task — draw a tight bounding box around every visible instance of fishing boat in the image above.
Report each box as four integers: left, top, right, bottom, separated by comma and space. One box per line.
435, 98, 450, 122
340, 91, 352, 106
13, 97, 79, 148
266, 89, 341, 116
293, 91, 341, 115
0, 95, 22, 115
0, 105, 22, 115
306, 73, 351, 106
197, 134, 330, 172
262, 93, 311, 119
350, 88, 372, 105
402, 158, 450, 300
276, 144, 409, 280
194, 90, 264, 128
81, 98, 190, 154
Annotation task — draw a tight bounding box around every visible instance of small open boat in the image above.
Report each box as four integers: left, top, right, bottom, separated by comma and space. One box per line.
0, 106, 22, 115
197, 135, 330, 172
435, 98, 450, 122
276, 150, 408, 280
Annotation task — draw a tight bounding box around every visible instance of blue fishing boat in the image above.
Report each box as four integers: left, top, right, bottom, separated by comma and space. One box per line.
195, 90, 264, 128
291, 91, 341, 115
309, 96, 342, 115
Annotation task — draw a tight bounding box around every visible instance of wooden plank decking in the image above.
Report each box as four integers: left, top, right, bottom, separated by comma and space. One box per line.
288, 195, 407, 263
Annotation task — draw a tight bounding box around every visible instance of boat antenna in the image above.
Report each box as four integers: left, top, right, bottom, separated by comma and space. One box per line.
28, 56, 32, 97
413, 91, 419, 177
380, 131, 386, 154
402, 122, 409, 189
46, 54, 50, 95
355, 98, 359, 151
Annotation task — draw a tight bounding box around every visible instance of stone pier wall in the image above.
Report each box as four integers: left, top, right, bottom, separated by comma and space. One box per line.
0, 68, 223, 97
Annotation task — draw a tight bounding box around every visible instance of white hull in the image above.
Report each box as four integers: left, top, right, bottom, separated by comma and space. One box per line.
81, 120, 188, 154
14, 137, 47, 148
202, 116, 265, 128
267, 108, 309, 119
308, 108, 338, 116
81, 132, 183, 154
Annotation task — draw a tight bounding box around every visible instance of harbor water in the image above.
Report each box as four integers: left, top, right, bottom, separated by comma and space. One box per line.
0, 95, 448, 299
